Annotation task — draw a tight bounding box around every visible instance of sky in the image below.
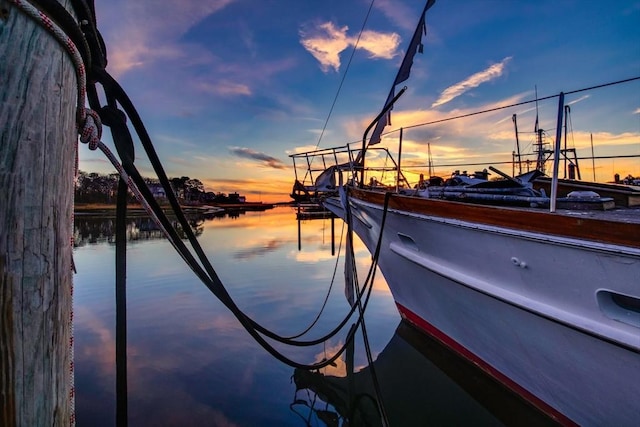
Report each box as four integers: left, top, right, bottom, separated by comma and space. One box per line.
82, 0, 640, 202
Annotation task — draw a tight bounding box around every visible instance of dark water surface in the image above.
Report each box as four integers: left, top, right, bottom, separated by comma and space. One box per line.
73, 206, 545, 426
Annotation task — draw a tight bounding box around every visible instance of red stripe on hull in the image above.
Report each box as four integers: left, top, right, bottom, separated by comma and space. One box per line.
396, 302, 578, 427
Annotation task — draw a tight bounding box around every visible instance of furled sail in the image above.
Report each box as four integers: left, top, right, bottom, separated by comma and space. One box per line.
369, 0, 436, 145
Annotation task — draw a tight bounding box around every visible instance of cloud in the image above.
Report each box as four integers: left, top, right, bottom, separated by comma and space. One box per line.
567, 94, 590, 106
228, 147, 287, 169
300, 22, 351, 72
98, 0, 235, 76
357, 30, 402, 59
197, 81, 252, 97
373, 0, 417, 32
431, 57, 513, 108
300, 22, 401, 72
634, 108, 640, 115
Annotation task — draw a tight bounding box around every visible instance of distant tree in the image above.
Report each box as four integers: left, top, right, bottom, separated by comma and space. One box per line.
75, 171, 119, 203
183, 178, 205, 202
74, 172, 223, 205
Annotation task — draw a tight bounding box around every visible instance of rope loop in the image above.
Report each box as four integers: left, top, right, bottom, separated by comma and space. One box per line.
79, 108, 102, 150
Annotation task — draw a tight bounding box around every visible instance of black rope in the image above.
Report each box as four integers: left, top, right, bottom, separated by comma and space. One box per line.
115, 178, 128, 427
92, 69, 384, 369
28, 0, 92, 70
55, 0, 640, 404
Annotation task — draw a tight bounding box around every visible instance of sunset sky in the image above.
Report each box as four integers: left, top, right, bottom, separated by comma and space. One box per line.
82, 0, 640, 202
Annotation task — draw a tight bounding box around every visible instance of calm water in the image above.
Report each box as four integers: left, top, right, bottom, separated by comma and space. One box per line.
73, 206, 544, 426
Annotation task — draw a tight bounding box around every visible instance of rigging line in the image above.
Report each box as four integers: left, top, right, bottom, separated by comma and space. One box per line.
313, 0, 377, 150
336, 76, 640, 146
402, 76, 640, 132
402, 154, 640, 172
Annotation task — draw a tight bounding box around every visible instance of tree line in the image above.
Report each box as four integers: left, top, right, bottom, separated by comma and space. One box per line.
75, 171, 242, 204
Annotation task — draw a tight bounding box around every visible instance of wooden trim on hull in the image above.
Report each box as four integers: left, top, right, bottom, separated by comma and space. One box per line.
396, 303, 579, 427
349, 188, 640, 249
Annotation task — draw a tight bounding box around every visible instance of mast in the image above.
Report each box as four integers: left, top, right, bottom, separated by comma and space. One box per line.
512, 114, 522, 175
427, 142, 434, 177
533, 85, 545, 173
563, 104, 570, 178
591, 133, 596, 181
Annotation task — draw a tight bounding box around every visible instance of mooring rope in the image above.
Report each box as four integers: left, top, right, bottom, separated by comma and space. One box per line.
12, 0, 385, 372
11, 5, 398, 427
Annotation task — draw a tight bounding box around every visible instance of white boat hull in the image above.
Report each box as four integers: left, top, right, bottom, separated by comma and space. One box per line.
324, 194, 640, 426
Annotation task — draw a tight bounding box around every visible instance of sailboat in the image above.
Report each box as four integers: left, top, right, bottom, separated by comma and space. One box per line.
290, 1, 640, 425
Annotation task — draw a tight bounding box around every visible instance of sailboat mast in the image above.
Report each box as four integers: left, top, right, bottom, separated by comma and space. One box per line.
563, 105, 570, 178
591, 133, 596, 181
512, 114, 522, 175
533, 85, 546, 173
427, 143, 433, 177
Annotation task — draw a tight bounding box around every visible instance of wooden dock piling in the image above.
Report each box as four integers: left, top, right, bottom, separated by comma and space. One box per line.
1, 0, 76, 424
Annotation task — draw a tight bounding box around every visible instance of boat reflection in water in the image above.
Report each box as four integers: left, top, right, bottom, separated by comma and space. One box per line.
293, 321, 558, 427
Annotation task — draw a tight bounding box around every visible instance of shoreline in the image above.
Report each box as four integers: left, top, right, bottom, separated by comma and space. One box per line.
74, 201, 280, 216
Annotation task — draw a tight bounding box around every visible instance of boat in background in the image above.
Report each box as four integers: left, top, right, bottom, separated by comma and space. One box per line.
291, 1, 640, 424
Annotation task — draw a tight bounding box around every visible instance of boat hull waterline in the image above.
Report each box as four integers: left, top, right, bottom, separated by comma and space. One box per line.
324, 189, 640, 426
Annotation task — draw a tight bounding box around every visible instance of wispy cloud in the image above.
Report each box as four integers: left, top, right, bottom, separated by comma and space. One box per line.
634, 108, 640, 115
300, 22, 401, 72
197, 81, 252, 97
567, 94, 590, 106
99, 0, 235, 77
373, 0, 417, 32
431, 57, 512, 108
228, 147, 287, 169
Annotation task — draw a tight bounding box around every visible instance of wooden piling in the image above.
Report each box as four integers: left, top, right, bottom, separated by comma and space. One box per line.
0, 0, 76, 425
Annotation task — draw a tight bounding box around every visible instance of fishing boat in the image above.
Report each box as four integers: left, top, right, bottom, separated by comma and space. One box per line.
290, 1, 640, 425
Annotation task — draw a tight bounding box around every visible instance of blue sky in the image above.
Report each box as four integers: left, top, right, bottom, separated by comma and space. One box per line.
83, 0, 640, 201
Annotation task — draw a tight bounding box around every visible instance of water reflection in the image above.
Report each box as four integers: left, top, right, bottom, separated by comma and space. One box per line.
73, 208, 264, 246
72, 207, 545, 426
293, 321, 559, 426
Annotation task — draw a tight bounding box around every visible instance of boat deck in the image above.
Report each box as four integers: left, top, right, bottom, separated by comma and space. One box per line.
556, 206, 640, 225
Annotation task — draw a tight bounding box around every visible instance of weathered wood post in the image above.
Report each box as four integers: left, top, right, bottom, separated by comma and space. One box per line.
1, 0, 76, 425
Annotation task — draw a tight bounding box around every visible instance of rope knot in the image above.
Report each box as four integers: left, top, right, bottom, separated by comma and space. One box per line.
79, 108, 102, 150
